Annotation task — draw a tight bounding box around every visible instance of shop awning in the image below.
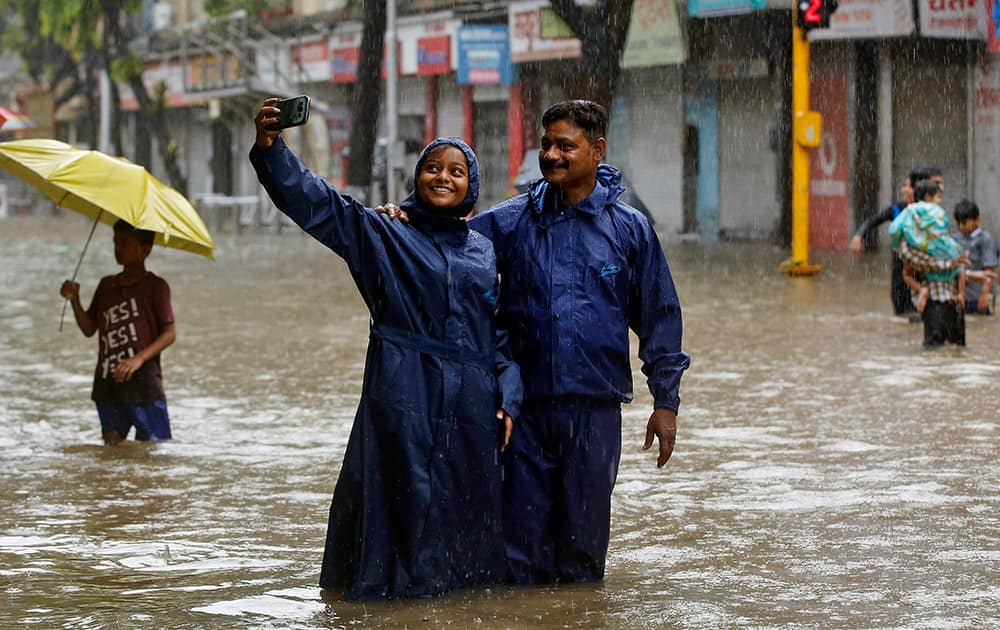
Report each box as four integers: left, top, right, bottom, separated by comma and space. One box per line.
0, 107, 36, 131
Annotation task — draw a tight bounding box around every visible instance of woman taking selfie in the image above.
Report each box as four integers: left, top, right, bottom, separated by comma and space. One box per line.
249, 98, 522, 600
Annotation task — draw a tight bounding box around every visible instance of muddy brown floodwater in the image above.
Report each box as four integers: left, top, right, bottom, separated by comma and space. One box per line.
2, 214, 998, 629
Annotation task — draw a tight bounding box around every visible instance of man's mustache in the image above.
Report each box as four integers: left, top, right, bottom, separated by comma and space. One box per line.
540, 161, 569, 170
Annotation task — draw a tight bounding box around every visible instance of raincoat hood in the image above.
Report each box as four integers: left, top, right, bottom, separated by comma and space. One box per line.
526, 163, 624, 213
401, 136, 480, 221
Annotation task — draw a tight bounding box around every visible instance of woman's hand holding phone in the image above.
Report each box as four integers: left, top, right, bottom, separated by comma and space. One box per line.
255, 96, 311, 149
254, 98, 284, 150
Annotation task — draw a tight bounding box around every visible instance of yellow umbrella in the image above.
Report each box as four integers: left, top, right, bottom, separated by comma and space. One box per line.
0, 138, 214, 257
0, 138, 215, 328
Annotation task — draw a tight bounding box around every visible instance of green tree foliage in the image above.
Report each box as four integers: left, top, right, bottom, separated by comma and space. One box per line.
0, 0, 98, 113
203, 0, 290, 17
0, 0, 188, 193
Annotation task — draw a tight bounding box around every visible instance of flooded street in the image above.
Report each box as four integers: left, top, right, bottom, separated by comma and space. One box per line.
2, 214, 998, 629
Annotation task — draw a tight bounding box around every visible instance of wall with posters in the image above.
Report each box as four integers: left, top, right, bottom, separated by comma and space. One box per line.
808, 47, 852, 251
808, 0, 915, 40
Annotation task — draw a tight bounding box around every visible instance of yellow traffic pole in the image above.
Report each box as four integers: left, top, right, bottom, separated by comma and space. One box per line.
781, 8, 822, 276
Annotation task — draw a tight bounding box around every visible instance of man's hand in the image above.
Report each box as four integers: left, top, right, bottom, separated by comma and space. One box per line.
254, 98, 283, 150
643, 408, 677, 468
848, 235, 863, 258
497, 409, 513, 452
375, 203, 409, 224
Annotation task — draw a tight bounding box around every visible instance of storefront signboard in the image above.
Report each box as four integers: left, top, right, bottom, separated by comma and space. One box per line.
417, 35, 451, 75
400, 18, 461, 75
809, 0, 915, 39
510, 0, 582, 62
622, 0, 685, 67
331, 19, 459, 82
688, 0, 767, 18
291, 38, 331, 82
458, 25, 512, 85
331, 31, 362, 84
918, 0, 988, 39
988, 0, 1000, 50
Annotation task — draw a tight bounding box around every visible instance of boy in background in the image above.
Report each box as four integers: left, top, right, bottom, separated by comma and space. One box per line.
60, 220, 176, 444
850, 166, 942, 317
953, 199, 998, 315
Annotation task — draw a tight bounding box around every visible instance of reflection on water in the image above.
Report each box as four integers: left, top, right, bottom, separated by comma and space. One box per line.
2, 215, 998, 628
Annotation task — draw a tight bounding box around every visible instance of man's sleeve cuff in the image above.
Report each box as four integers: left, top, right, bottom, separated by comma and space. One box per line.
651, 389, 680, 414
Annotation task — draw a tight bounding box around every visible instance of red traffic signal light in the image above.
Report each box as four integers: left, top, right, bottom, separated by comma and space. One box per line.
796, 0, 838, 30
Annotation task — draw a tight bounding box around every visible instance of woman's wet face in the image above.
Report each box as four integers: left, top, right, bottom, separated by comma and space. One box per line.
416, 146, 469, 213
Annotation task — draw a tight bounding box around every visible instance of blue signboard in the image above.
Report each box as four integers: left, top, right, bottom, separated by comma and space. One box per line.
457, 25, 512, 86
688, 0, 767, 17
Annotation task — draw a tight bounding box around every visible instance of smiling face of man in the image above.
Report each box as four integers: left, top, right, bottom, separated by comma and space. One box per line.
538, 119, 605, 195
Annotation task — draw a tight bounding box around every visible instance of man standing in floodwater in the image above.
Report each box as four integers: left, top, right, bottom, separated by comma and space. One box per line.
388, 99, 690, 583
849, 165, 943, 317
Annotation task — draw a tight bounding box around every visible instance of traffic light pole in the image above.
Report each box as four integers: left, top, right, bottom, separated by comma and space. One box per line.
780, 11, 822, 276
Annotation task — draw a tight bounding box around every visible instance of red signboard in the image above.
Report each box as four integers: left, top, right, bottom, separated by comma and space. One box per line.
292, 40, 328, 65
990, 0, 1000, 51
809, 70, 850, 251
332, 46, 359, 83
417, 35, 451, 75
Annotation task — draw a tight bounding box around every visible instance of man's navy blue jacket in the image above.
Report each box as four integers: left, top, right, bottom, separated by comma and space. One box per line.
469, 164, 690, 412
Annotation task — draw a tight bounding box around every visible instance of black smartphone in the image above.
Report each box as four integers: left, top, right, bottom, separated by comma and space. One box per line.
269, 95, 311, 130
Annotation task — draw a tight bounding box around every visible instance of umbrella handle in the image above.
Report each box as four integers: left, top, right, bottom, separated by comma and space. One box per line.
60, 211, 102, 332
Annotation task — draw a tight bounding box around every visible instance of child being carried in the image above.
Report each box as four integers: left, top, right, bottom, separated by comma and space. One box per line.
890, 179, 965, 312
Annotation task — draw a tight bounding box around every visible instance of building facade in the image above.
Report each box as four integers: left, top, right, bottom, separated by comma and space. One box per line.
47, 0, 1000, 246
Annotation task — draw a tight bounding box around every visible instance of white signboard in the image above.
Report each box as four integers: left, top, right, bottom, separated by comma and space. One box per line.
396, 17, 462, 75
622, 0, 685, 67
809, 0, 915, 39
918, 0, 988, 39
291, 38, 331, 83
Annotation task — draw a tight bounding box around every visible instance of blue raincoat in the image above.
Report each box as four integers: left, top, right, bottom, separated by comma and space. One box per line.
250, 137, 522, 599
469, 163, 689, 411
469, 163, 690, 582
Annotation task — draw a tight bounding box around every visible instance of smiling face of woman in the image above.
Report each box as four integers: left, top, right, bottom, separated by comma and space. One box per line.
416, 146, 470, 213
